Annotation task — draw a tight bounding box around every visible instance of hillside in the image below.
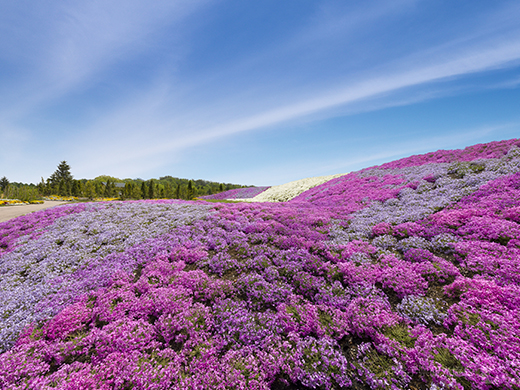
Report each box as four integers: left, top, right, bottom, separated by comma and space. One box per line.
0, 138, 519, 389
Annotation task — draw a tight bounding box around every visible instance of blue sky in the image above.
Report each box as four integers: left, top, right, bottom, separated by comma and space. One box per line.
1, 0, 520, 186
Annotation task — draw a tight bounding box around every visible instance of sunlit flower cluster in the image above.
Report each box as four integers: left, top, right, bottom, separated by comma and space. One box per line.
0, 199, 42, 206
44, 195, 79, 201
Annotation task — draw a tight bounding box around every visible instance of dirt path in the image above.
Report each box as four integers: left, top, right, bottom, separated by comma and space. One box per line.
0, 201, 70, 223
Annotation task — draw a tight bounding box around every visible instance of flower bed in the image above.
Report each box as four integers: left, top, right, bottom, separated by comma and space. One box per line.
0, 199, 44, 206
0, 139, 519, 389
199, 186, 270, 200
249, 173, 345, 202
44, 195, 79, 202
0, 199, 29, 206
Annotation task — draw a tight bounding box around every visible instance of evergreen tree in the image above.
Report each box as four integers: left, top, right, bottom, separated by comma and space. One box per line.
58, 180, 67, 196
46, 178, 56, 195
48, 161, 73, 196
122, 182, 132, 200
0, 176, 9, 194
71, 180, 80, 197
141, 181, 147, 199
36, 177, 46, 195
187, 180, 194, 200
175, 184, 181, 199
148, 180, 155, 199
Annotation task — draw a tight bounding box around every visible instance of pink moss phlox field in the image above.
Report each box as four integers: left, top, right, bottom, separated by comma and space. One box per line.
199, 186, 270, 200
373, 138, 520, 170
1, 139, 520, 389
0, 200, 213, 352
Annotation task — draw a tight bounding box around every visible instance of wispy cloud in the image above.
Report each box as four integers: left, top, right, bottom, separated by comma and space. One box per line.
43, 0, 203, 88
150, 35, 520, 149
0, 0, 209, 122
66, 11, 520, 179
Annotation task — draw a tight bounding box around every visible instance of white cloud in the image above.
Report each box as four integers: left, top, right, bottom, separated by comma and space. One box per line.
0, 0, 210, 123
63, 26, 520, 180
153, 36, 520, 148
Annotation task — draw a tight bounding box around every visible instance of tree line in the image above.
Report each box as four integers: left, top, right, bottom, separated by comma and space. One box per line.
1, 161, 249, 201
0, 176, 40, 202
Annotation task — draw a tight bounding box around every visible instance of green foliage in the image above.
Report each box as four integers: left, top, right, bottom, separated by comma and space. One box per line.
447, 161, 486, 179
71, 180, 82, 197
6, 170, 249, 202
187, 180, 194, 200
356, 346, 399, 384
83, 181, 96, 200
148, 180, 155, 199
141, 182, 147, 199
433, 347, 463, 371
47, 161, 73, 196
457, 311, 480, 327
3, 184, 42, 202
383, 324, 416, 348
0, 176, 9, 193
104, 179, 115, 198
93, 175, 121, 184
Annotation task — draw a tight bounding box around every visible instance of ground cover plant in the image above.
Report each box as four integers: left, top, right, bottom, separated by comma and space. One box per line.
248, 173, 345, 202
199, 186, 271, 200
0, 139, 519, 389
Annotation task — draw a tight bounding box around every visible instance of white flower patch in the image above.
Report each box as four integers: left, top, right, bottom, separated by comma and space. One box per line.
241, 173, 347, 203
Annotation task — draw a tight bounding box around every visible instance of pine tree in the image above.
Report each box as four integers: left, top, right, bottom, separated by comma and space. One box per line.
0, 177, 9, 194
141, 181, 148, 199
48, 161, 73, 196
187, 180, 194, 200
36, 177, 46, 195
148, 180, 155, 199
58, 180, 66, 196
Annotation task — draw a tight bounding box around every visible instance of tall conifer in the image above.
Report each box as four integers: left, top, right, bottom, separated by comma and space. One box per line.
141, 181, 147, 199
